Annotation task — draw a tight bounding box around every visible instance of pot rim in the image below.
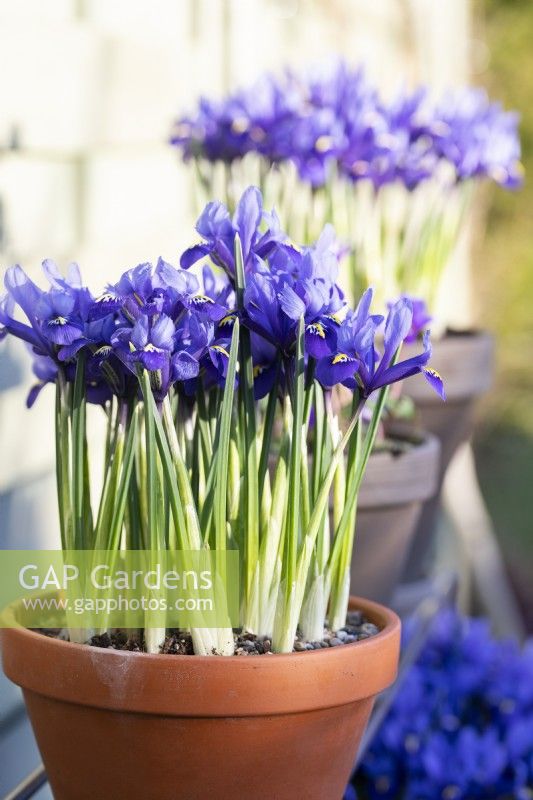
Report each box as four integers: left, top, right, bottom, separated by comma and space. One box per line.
359, 428, 440, 507
1, 595, 400, 717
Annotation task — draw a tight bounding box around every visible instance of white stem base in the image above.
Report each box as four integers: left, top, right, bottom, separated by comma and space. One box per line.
300, 574, 329, 643
329, 571, 350, 633
191, 627, 234, 656
68, 627, 95, 644
145, 627, 166, 654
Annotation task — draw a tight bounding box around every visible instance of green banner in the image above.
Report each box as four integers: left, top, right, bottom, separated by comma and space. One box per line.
0, 550, 239, 629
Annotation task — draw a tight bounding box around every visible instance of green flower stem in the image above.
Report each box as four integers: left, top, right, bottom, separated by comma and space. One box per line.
234, 235, 259, 611
162, 398, 202, 551
327, 384, 390, 630
284, 317, 305, 606
257, 358, 280, 493
55, 374, 70, 552
139, 370, 166, 654
213, 320, 240, 555
272, 383, 365, 653
93, 406, 127, 551
71, 352, 88, 550
251, 433, 289, 636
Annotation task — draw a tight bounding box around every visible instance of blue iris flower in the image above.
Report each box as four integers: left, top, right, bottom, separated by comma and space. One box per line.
316, 293, 445, 400
0, 262, 91, 357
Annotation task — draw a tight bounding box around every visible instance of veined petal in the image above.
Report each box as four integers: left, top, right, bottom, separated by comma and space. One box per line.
172, 351, 200, 381
305, 319, 337, 358
316, 352, 358, 388
43, 319, 83, 345
279, 283, 306, 320
423, 366, 446, 400
233, 186, 262, 259
151, 314, 175, 350
4, 265, 43, 328
180, 244, 210, 269
381, 297, 413, 367
138, 346, 168, 372
58, 339, 88, 361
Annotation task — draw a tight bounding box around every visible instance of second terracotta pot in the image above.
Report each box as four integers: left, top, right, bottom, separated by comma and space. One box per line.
1, 596, 400, 800
351, 431, 440, 604
402, 330, 494, 579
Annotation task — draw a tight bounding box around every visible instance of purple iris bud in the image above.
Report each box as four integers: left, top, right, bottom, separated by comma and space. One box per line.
388, 295, 432, 343
181, 186, 288, 278
181, 202, 235, 271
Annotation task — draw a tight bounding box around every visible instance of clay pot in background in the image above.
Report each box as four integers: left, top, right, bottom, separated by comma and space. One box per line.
402, 330, 494, 580
351, 431, 440, 605
2, 597, 400, 800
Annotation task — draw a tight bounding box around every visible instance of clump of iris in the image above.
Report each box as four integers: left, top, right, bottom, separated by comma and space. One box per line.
170, 61, 522, 311
0, 186, 444, 656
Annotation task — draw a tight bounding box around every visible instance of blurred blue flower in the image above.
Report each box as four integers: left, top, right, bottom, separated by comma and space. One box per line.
171, 60, 522, 193
351, 609, 533, 800
388, 295, 432, 343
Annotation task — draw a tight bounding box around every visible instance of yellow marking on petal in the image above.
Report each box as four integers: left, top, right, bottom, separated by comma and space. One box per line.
423, 367, 442, 380
253, 364, 265, 378
315, 135, 333, 153
231, 117, 250, 134
332, 353, 350, 364
95, 345, 112, 357
307, 322, 326, 339
144, 343, 163, 353
193, 294, 214, 305
326, 312, 342, 325
212, 344, 229, 357
50, 316, 68, 326
219, 313, 237, 327
133, 292, 143, 306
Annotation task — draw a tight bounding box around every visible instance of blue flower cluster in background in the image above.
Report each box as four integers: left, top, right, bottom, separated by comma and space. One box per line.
345, 610, 533, 800
170, 61, 523, 191
0, 187, 444, 408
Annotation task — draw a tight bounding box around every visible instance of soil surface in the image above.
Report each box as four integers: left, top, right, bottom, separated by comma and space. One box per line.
38, 610, 380, 655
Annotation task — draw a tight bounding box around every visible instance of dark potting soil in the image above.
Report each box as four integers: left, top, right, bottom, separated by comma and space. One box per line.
38, 610, 380, 655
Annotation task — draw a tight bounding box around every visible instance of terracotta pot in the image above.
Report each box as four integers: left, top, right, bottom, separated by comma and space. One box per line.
402, 330, 494, 579
351, 431, 440, 604
1, 596, 400, 800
